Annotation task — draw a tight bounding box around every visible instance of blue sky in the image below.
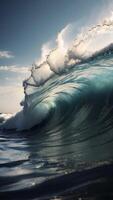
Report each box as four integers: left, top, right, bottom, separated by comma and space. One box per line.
0, 0, 108, 66
0, 0, 112, 112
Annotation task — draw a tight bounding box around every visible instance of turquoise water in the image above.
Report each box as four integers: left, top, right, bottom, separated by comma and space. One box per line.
1, 54, 113, 199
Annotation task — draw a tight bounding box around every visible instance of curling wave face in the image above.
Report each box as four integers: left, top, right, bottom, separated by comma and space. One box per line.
2, 56, 113, 131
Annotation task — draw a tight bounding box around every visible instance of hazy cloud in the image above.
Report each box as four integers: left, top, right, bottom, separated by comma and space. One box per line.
0, 51, 14, 59
0, 65, 30, 73
0, 85, 24, 113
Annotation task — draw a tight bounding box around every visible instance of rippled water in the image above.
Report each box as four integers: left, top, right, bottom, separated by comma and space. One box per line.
0, 118, 113, 200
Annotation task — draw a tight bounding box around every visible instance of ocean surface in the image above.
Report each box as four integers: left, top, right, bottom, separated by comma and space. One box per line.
1, 17, 113, 199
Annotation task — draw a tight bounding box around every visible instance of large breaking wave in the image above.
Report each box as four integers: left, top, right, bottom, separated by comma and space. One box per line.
1, 12, 113, 200
1, 14, 113, 130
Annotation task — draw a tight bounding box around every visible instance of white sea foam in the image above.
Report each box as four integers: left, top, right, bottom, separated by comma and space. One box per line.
25, 12, 113, 88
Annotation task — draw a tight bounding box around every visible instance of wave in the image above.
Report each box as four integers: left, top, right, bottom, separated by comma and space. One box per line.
1, 14, 113, 200
1, 14, 113, 130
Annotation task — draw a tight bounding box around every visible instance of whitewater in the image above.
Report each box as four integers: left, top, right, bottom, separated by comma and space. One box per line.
1, 13, 113, 200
